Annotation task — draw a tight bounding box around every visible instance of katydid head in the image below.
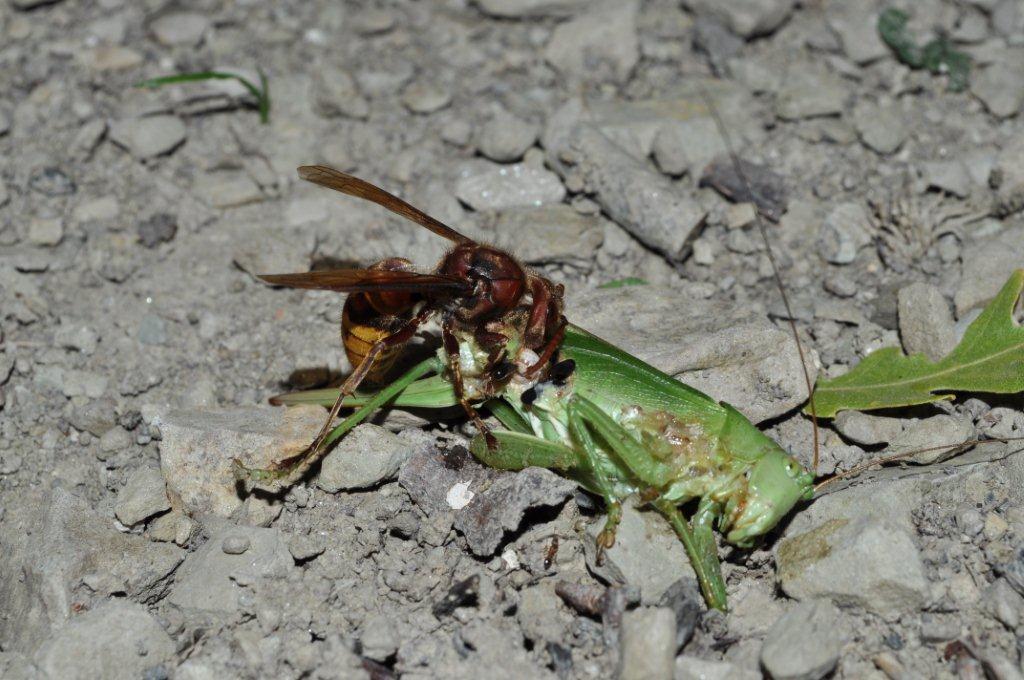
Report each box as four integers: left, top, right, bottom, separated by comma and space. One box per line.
725, 448, 814, 547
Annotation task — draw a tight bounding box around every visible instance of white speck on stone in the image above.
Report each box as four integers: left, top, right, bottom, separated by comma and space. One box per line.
501, 547, 520, 570
446, 480, 475, 510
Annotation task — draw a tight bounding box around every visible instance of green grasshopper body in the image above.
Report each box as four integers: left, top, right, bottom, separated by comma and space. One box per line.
255, 319, 814, 610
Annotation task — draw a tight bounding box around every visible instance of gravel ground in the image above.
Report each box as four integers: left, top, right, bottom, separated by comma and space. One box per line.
2, 1, 1024, 679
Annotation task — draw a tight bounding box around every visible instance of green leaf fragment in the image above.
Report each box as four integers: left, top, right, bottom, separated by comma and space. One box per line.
597, 277, 648, 289
135, 69, 271, 123
878, 8, 971, 92
811, 269, 1024, 417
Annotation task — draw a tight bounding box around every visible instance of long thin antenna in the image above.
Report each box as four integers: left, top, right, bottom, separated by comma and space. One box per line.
813, 436, 1024, 493
697, 85, 821, 473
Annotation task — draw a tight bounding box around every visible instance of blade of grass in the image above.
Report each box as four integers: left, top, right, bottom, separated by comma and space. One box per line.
135, 70, 271, 123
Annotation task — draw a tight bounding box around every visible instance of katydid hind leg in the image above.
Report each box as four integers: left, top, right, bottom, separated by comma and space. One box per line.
655, 499, 729, 611
570, 396, 675, 488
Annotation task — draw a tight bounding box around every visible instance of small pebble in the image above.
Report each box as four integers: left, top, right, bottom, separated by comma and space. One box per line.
150, 12, 209, 47
760, 600, 841, 680
401, 82, 451, 114
618, 607, 675, 680
27, 217, 65, 247
477, 110, 538, 162
725, 202, 757, 229
137, 213, 178, 248
824, 274, 857, 298
222, 535, 251, 555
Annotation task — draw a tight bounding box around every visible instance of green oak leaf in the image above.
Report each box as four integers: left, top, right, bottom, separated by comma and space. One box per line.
811, 269, 1024, 417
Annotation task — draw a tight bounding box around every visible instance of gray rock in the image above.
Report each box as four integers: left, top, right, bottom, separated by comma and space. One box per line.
897, 282, 957, 361
34, 365, 108, 399
687, 0, 795, 38
80, 45, 143, 72
196, 171, 263, 209
972, 62, 1024, 119
919, 613, 960, 643
923, 160, 972, 198
853, 101, 906, 155
618, 607, 676, 680
317, 423, 413, 492
824, 273, 857, 298
544, 0, 639, 84
701, 156, 787, 224
826, 6, 887, 64
653, 117, 728, 178
569, 285, 818, 423
833, 411, 905, 446
955, 225, 1024, 315
888, 414, 976, 465
72, 119, 107, 161
775, 68, 848, 120
27, 217, 64, 246
137, 213, 177, 248
231, 221, 314, 281
477, 110, 538, 162
517, 581, 573, 644
474, 0, 588, 18
454, 159, 566, 211
109, 115, 187, 160
560, 125, 707, 261
33, 601, 174, 680
776, 514, 928, 617
693, 16, 744, 76
952, 7, 990, 43
54, 319, 99, 354
399, 445, 575, 556
221, 534, 251, 554
168, 525, 295, 612
585, 501, 694, 605
818, 201, 872, 265
287, 532, 326, 561
676, 656, 761, 680
0, 487, 183, 652
657, 578, 702, 651
455, 467, 575, 556
467, 205, 604, 270
136, 313, 166, 345
985, 578, 1023, 628
156, 404, 324, 517
760, 600, 841, 680
401, 81, 451, 114
150, 12, 209, 46
351, 8, 397, 34
360, 613, 399, 662
114, 466, 170, 526
311, 66, 370, 120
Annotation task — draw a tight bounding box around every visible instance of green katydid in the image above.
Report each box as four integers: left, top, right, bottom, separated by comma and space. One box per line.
236, 164, 817, 612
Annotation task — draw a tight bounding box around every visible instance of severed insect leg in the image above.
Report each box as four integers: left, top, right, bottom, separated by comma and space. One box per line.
235, 356, 441, 489
654, 498, 728, 611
